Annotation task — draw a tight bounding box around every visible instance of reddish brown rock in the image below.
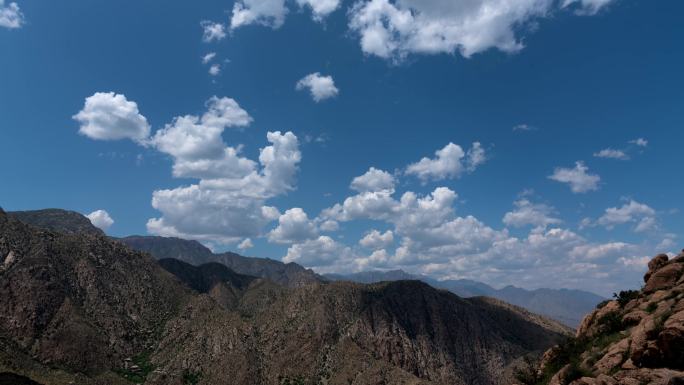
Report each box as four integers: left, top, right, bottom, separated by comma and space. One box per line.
645, 263, 684, 293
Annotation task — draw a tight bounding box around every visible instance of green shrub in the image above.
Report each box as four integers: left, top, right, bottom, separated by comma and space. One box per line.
613, 290, 639, 307
646, 302, 658, 314
183, 369, 202, 385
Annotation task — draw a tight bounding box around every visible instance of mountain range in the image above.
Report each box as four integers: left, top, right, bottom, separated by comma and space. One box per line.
326, 270, 605, 328
7, 209, 603, 328
1, 207, 573, 385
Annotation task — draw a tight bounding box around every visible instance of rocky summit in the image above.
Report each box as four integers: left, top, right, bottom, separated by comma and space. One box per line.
516, 253, 684, 385
0, 208, 572, 385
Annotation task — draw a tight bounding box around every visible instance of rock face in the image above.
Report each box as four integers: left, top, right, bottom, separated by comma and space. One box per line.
0, 208, 571, 385
120, 235, 324, 287
525, 252, 684, 385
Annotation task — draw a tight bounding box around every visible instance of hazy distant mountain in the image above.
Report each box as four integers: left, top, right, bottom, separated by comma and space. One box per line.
7, 209, 104, 236
120, 235, 324, 287
0, 207, 571, 385
327, 270, 605, 328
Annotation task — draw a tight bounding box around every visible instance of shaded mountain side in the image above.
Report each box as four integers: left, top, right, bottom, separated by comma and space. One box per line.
0, 208, 192, 384
119, 235, 324, 287
517, 252, 684, 385
328, 270, 605, 328
148, 275, 571, 385
7, 209, 104, 236
158, 258, 257, 293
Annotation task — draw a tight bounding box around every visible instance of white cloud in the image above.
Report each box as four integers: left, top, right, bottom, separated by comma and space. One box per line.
562, 0, 616, 15
73, 92, 150, 143
230, 0, 288, 29
238, 238, 254, 250
283, 235, 353, 267
570, 242, 632, 261
594, 148, 629, 160
77, 92, 301, 246
0, 0, 23, 29
503, 199, 561, 228
147, 130, 301, 244
296, 0, 341, 21
347, 0, 614, 61
202, 52, 217, 64
86, 210, 114, 231
350, 167, 395, 193
466, 142, 486, 171
359, 229, 394, 249
295, 72, 339, 102
513, 123, 536, 132
630, 138, 648, 147
268, 208, 318, 244
201, 21, 227, 42
319, 220, 339, 232
209, 64, 221, 76
597, 200, 656, 232
405, 142, 485, 182
548, 161, 600, 193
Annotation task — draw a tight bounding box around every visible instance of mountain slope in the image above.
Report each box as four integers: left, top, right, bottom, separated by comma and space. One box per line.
7, 209, 104, 236
329, 270, 604, 328
120, 235, 324, 287
0, 208, 192, 384
149, 275, 571, 385
520, 252, 684, 385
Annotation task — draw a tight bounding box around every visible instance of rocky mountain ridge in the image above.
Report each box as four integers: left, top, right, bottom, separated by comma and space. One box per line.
516, 252, 684, 385
328, 270, 605, 328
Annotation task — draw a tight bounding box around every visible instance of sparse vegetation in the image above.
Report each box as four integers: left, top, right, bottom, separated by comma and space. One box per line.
613, 290, 639, 307
646, 302, 658, 313
182, 369, 202, 385
116, 352, 155, 384
280, 376, 306, 385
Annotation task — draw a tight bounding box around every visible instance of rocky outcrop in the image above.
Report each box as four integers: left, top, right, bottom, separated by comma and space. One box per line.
525, 252, 684, 385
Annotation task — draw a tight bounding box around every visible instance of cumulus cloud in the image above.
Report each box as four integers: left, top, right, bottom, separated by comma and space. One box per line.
238, 238, 254, 250
405, 142, 485, 182
296, 0, 341, 20
202, 52, 217, 64
359, 229, 394, 249
268, 208, 318, 244
77, 92, 301, 245
548, 161, 600, 193
347, 0, 616, 61
73, 92, 151, 142
230, 0, 288, 29
562, 0, 616, 15
630, 138, 648, 147
594, 148, 629, 160
283, 235, 353, 266
0, 0, 23, 29
86, 209, 114, 231
503, 199, 561, 228
350, 167, 395, 192
597, 200, 656, 232
209, 64, 221, 76
201, 21, 227, 42
295, 72, 339, 102
147, 130, 300, 244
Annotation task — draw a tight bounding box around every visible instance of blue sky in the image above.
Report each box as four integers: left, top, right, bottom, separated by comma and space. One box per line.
1, 0, 682, 295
